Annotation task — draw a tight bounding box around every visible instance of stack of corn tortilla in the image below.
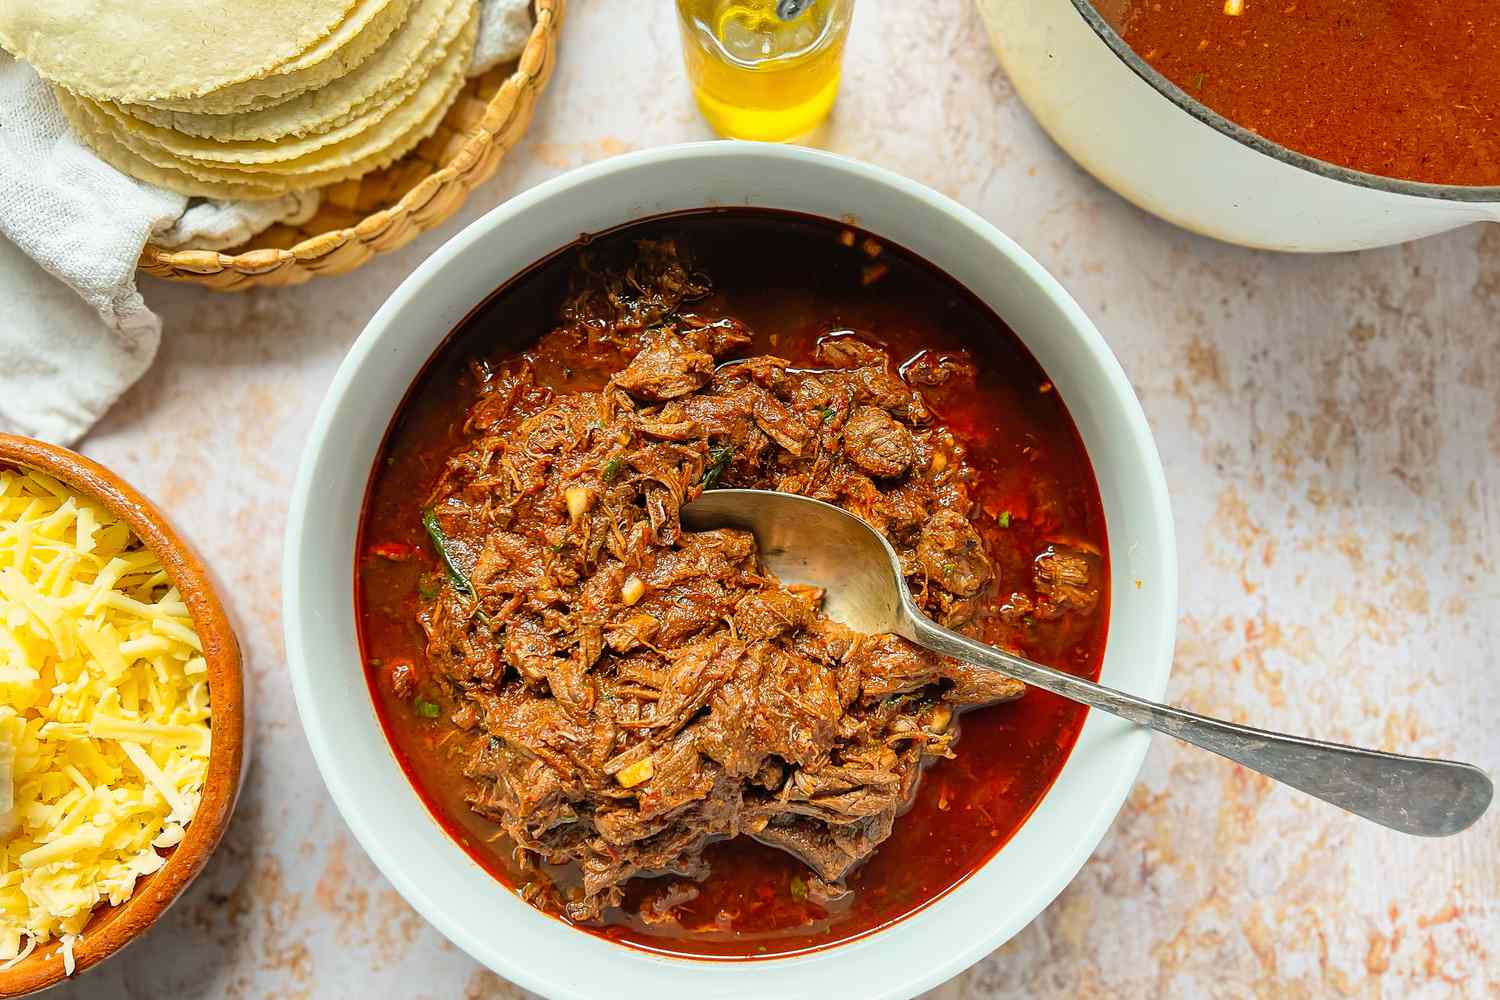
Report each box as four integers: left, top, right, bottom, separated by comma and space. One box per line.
0, 0, 480, 199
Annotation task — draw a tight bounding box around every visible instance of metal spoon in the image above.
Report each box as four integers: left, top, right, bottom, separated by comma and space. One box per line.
682, 489, 1493, 837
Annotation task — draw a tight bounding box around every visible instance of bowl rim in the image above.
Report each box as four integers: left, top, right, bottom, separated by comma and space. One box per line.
1068, 0, 1500, 203
284, 141, 1177, 999
0, 435, 245, 995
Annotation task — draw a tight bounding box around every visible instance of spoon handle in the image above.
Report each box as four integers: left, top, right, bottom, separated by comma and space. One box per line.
904, 614, 1493, 837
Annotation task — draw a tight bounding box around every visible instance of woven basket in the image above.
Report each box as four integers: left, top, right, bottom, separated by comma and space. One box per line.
136, 0, 564, 291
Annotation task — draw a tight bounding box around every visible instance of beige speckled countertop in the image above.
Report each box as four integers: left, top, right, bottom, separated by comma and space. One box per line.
45, 2, 1499, 997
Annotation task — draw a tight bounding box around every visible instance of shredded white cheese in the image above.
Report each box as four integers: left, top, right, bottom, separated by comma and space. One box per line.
0, 933, 34, 971
0, 468, 211, 970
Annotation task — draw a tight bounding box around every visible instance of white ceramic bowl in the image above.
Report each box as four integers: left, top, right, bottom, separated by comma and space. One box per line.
284, 142, 1177, 1000
978, 0, 1500, 251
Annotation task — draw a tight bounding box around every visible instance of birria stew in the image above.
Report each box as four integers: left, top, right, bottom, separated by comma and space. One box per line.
355, 211, 1109, 958
1097, 0, 1500, 186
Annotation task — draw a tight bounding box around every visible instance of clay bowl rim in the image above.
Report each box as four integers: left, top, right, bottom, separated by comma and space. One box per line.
0, 434, 245, 996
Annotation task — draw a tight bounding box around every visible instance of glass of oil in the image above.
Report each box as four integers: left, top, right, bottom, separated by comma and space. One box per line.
677, 0, 855, 142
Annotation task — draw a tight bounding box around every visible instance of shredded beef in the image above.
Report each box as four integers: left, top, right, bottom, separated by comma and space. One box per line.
844, 406, 916, 478
1034, 544, 1101, 619
418, 240, 1036, 924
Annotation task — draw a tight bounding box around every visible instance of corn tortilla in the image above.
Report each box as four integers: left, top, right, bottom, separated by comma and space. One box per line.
136, 0, 411, 116
56, 17, 472, 198
118, 0, 464, 143
88, 13, 472, 176
0, 1, 357, 103
262, 0, 400, 77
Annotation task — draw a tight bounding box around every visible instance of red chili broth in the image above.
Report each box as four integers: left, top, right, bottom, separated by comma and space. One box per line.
1098, 0, 1500, 187
355, 210, 1110, 958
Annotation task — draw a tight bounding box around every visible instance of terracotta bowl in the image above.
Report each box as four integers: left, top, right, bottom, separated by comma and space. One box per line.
0, 435, 245, 996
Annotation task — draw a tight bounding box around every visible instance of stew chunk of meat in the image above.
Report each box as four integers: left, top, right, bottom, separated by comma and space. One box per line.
844, 405, 915, 478
412, 240, 1083, 928
615, 332, 715, 401
1034, 544, 1101, 619
916, 509, 992, 596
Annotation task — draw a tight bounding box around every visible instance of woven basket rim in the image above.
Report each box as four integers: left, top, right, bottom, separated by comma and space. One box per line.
137, 0, 561, 282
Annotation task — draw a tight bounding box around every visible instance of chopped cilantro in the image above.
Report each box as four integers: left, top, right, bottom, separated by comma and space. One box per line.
417, 575, 440, 601
602, 457, 624, 483
997, 510, 1012, 529
701, 445, 734, 489
789, 875, 808, 901
819, 405, 835, 423
414, 698, 441, 719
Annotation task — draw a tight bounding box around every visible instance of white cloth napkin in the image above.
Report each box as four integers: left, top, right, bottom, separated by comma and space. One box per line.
0, 0, 532, 446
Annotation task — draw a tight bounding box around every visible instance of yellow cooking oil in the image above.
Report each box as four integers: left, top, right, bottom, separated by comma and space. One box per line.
677, 0, 854, 142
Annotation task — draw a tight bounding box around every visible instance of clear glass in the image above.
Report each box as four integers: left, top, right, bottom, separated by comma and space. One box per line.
676, 0, 855, 142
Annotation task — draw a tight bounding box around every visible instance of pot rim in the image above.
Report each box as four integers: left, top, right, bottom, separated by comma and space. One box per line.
1069, 0, 1500, 203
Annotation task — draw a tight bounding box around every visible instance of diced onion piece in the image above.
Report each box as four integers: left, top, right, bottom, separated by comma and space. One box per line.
621, 576, 646, 605
615, 758, 654, 788
564, 487, 593, 524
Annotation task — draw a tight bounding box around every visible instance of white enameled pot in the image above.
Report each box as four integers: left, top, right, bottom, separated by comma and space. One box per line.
978, 0, 1500, 251
284, 142, 1176, 1000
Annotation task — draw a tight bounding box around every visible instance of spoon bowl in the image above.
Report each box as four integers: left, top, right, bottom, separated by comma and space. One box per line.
682, 488, 904, 634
